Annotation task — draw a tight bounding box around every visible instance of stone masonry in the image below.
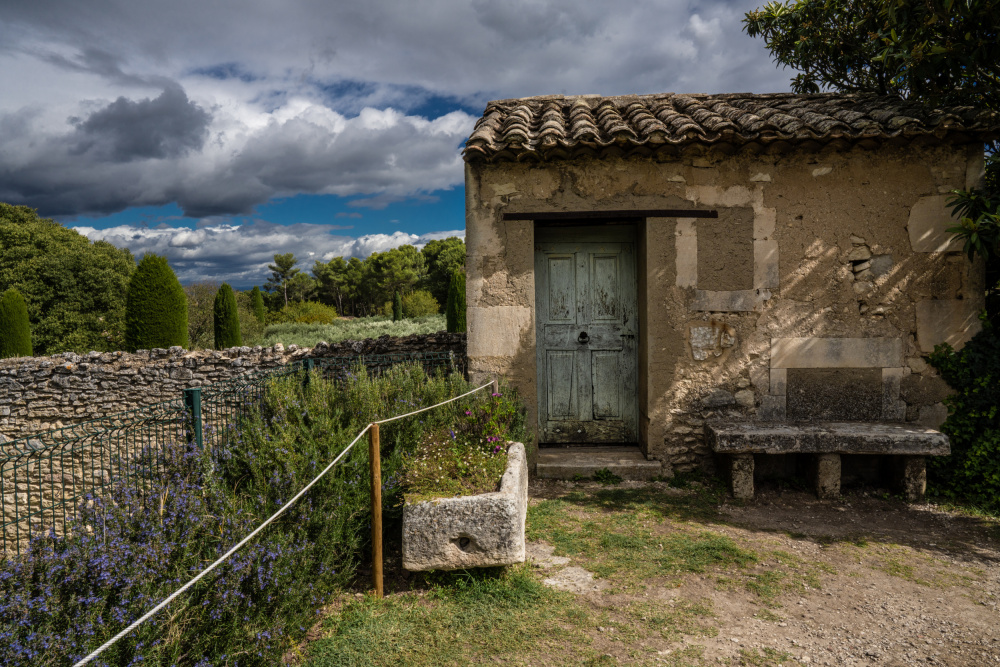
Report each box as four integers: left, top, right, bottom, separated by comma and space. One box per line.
0, 333, 465, 438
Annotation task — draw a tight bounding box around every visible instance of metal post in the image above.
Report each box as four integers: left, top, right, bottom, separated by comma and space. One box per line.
303, 358, 315, 388
184, 388, 203, 451
369, 423, 383, 598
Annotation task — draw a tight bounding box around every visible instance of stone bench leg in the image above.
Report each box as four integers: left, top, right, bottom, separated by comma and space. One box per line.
893, 456, 926, 502
813, 453, 841, 500
729, 454, 754, 500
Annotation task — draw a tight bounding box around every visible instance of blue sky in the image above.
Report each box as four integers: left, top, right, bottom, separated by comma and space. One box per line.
0, 0, 792, 287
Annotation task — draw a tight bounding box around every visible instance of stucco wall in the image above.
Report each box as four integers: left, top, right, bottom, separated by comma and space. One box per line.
465, 142, 985, 473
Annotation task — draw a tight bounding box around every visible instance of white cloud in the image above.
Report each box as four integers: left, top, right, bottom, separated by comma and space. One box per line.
0, 0, 792, 218
73, 220, 465, 286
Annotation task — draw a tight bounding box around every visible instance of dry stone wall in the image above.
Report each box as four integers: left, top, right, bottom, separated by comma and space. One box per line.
0, 333, 466, 438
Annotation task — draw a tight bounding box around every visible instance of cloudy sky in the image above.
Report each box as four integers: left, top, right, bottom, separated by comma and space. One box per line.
0, 0, 793, 287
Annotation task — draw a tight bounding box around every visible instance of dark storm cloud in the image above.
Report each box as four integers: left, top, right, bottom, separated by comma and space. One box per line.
70, 84, 211, 161
0, 0, 794, 218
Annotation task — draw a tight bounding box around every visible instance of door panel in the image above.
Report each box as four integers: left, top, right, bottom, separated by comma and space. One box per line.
545, 350, 577, 418
535, 230, 638, 444
592, 351, 622, 419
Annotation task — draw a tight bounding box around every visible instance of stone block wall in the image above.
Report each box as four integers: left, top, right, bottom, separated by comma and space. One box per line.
0, 332, 466, 438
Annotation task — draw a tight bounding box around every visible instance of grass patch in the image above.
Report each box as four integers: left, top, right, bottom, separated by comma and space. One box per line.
528, 490, 756, 587
262, 314, 446, 348
736, 647, 795, 666
303, 566, 592, 666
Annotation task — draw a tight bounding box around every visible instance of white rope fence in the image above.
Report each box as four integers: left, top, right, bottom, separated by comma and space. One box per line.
73, 380, 496, 667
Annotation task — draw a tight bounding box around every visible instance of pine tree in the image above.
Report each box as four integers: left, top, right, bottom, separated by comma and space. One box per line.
392, 290, 403, 322
214, 283, 242, 349
250, 286, 266, 323
124, 254, 189, 352
445, 270, 466, 333
0, 288, 32, 358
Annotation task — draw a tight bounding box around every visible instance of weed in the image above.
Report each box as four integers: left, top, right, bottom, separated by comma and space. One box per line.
737, 646, 795, 666
593, 468, 624, 485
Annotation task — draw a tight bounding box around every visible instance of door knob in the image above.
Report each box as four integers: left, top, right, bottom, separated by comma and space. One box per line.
578, 331, 590, 344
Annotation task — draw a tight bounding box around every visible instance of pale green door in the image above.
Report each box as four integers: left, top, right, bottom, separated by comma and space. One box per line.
535, 227, 638, 444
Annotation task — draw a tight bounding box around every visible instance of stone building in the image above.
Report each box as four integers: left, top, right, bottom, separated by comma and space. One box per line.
462, 92, 998, 488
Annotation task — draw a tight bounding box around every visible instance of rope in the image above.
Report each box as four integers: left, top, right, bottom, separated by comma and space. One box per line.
72, 379, 496, 666
374, 381, 494, 424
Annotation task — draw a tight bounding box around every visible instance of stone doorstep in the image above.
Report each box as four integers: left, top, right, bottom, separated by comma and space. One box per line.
535, 446, 662, 481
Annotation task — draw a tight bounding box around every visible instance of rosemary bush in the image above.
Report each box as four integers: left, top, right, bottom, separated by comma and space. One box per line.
0, 363, 523, 665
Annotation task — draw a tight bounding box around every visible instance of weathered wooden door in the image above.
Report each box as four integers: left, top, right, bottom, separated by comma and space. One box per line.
535, 227, 638, 444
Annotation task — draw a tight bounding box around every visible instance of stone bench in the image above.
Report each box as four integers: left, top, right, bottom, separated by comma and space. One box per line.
705, 421, 950, 502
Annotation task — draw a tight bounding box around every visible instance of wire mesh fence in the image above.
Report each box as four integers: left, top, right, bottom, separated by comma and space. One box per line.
1, 351, 464, 556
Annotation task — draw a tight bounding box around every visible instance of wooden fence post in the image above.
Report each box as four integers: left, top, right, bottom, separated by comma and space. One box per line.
369, 423, 383, 598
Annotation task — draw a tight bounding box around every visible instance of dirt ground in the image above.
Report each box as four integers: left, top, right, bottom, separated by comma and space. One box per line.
529, 479, 1000, 666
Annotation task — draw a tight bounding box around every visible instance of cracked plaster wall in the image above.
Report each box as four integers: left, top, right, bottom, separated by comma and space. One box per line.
465, 142, 985, 474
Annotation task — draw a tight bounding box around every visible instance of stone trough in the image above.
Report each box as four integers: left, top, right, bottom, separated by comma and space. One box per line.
402, 442, 528, 571
706, 421, 950, 502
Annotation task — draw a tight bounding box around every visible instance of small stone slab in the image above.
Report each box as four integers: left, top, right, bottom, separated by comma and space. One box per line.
402, 442, 528, 571
536, 446, 662, 480
706, 421, 950, 456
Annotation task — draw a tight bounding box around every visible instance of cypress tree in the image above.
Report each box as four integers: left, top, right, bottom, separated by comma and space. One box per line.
250, 286, 266, 323
392, 290, 403, 322
214, 283, 242, 349
124, 254, 189, 352
0, 288, 32, 358
445, 270, 466, 333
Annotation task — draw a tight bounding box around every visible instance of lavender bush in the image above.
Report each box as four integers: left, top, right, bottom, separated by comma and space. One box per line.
0, 363, 522, 666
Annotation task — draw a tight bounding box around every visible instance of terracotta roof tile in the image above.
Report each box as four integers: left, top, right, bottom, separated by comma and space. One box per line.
463, 92, 1000, 162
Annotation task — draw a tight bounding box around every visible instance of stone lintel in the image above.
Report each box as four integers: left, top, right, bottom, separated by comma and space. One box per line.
770, 337, 903, 369
706, 421, 950, 456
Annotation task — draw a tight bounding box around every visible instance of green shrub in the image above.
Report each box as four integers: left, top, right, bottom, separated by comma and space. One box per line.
124, 254, 188, 352
261, 314, 446, 348
213, 283, 242, 349
392, 290, 403, 321
927, 321, 1000, 510
250, 285, 266, 323
273, 300, 339, 325
403, 289, 440, 318
0, 288, 32, 358
445, 270, 466, 333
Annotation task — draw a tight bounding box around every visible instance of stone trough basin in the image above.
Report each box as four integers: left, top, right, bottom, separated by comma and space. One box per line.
402, 442, 528, 571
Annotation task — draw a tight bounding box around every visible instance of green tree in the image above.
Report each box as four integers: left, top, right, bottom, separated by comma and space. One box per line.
445, 269, 466, 333
250, 286, 266, 323
743, 0, 1000, 108
421, 237, 466, 307
0, 203, 135, 354
264, 253, 300, 308
125, 254, 188, 352
392, 290, 403, 321
364, 246, 423, 308
313, 257, 352, 315
402, 289, 440, 318
213, 283, 242, 349
184, 282, 220, 350
0, 288, 32, 358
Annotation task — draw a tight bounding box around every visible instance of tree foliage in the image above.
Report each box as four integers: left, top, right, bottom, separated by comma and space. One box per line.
125, 254, 189, 352
213, 283, 242, 349
0, 288, 32, 359
392, 291, 403, 321
0, 203, 135, 354
402, 290, 440, 318
250, 286, 266, 323
421, 237, 466, 307
264, 253, 301, 308
743, 0, 1000, 109
445, 269, 466, 333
